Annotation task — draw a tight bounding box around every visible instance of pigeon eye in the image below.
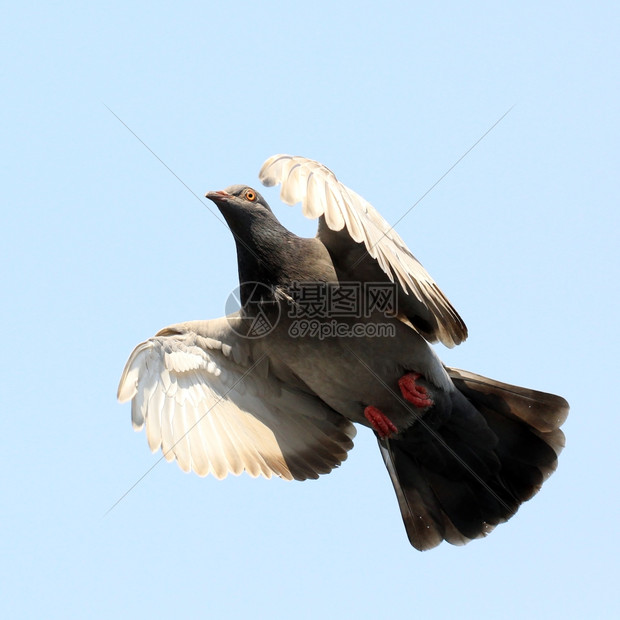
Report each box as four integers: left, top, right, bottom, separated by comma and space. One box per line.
245, 190, 257, 202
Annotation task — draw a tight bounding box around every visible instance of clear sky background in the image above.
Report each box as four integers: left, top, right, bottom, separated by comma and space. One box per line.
2, 2, 618, 618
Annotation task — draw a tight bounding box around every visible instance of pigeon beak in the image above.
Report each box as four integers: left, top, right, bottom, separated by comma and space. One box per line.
205, 190, 231, 204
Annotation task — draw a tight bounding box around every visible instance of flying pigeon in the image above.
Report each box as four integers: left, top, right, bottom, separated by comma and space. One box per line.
118, 154, 568, 550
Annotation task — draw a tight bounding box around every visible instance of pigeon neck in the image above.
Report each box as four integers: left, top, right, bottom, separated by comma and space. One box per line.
224, 210, 299, 304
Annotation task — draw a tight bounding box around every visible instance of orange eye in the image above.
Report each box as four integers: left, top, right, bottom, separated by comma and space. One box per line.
245, 190, 257, 202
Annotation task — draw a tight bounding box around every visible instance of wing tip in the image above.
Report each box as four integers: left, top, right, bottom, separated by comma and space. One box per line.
117, 340, 155, 402
117, 367, 138, 403
258, 153, 293, 187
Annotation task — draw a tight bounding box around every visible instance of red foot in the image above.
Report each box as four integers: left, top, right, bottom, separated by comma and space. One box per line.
364, 406, 398, 438
398, 372, 433, 408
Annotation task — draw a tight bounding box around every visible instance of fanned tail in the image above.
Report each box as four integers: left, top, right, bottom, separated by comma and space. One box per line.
379, 368, 568, 550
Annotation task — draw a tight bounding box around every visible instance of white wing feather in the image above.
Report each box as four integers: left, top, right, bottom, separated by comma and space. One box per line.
259, 154, 466, 347
117, 325, 356, 481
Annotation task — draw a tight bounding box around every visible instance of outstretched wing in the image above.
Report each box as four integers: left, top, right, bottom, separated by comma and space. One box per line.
117, 318, 356, 481
259, 154, 467, 348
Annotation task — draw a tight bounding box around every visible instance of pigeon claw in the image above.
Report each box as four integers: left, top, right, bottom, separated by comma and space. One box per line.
399, 372, 433, 408
364, 406, 398, 439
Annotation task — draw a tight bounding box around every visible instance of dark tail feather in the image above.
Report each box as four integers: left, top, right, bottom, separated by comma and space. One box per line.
378, 367, 569, 551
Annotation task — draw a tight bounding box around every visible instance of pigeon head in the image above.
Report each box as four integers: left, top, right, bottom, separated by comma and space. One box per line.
206, 184, 281, 250
205, 184, 286, 248
206, 184, 273, 215
205, 184, 299, 303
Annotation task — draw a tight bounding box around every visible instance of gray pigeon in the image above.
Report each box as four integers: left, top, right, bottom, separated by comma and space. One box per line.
118, 154, 568, 550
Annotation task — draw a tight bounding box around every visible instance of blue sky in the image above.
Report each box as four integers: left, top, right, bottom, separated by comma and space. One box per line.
2, 2, 618, 618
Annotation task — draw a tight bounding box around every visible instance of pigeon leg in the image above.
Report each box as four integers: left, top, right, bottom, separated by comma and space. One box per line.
399, 372, 433, 408
364, 406, 398, 439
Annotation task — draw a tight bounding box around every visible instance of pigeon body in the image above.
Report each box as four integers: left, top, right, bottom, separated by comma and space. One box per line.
118, 155, 568, 550
205, 185, 452, 431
